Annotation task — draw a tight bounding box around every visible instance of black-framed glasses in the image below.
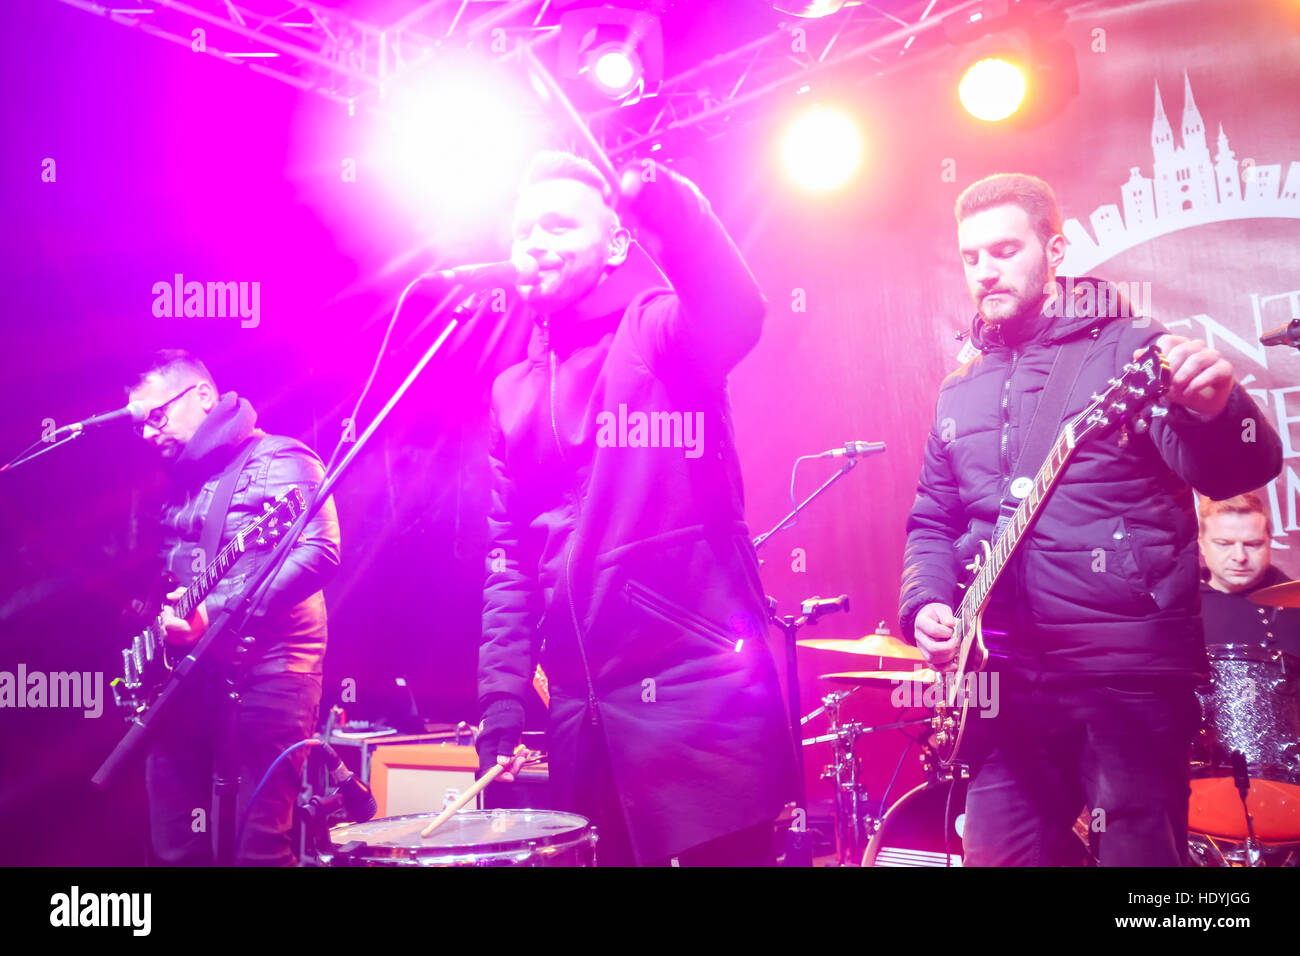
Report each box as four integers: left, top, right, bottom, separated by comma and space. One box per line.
134, 384, 197, 435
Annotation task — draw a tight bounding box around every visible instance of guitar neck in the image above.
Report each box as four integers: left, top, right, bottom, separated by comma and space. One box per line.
173, 534, 245, 620
959, 420, 1080, 616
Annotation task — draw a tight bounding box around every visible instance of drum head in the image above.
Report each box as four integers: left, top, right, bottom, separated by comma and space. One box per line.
1189, 778, 1300, 842
330, 810, 592, 862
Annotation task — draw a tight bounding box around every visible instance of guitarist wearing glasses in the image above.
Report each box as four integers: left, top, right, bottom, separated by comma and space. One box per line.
127, 349, 341, 865
899, 174, 1282, 866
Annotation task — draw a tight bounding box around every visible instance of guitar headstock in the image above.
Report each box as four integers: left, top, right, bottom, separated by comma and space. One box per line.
1078, 343, 1170, 440
246, 487, 307, 549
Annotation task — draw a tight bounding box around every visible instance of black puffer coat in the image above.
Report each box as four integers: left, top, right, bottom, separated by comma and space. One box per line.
478, 169, 796, 864
899, 278, 1282, 680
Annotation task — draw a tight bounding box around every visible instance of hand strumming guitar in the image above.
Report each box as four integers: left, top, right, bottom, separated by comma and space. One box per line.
914, 601, 960, 671
159, 587, 207, 646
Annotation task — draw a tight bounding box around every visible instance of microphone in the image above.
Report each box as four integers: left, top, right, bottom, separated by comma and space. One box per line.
425, 255, 538, 292
815, 441, 886, 459
318, 742, 378, 823
1260, 318, 1300, 348
59, 401, 148, 434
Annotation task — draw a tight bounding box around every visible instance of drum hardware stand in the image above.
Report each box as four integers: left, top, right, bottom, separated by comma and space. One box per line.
1231, 751, 1264, 866
815, 690, 871, 866
770, 595, 853, 867
293, 707, 347, 866
801, 691, 932, 866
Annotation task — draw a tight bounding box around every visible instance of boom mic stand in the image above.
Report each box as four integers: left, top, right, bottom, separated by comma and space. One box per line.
753, 447, 879, 865
93, 287, 467, 865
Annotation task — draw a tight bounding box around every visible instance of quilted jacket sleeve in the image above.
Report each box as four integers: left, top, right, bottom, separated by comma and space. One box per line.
477, 403, 541, 706
899, 400, 967, 643
624, 162, 767, 382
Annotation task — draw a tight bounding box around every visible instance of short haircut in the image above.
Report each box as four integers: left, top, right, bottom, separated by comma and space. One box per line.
1199, 492, 1271, 537
131, 348, 218, 395
956, 173, 1064, 247
520, 150, 614, 206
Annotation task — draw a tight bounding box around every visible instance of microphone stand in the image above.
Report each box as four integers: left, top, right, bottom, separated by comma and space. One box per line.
754, 455, 869, 866
752, 457, 859, 552
93, 302, 465, 865
1, 429, 86, 472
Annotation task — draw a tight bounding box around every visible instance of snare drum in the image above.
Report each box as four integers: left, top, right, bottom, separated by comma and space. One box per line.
323, 809, 597, 866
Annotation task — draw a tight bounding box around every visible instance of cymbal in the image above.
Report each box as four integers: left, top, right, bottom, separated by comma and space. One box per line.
1249, 579, 1300, 609
796, 632, 923, 661
819, 669, 940, 687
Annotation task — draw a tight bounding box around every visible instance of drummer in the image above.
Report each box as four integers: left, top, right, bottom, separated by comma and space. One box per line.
1198, 493, 1300, 655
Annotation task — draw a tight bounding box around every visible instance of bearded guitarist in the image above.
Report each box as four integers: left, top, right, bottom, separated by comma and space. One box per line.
128, 349, 341, 866
898, 174, 1282, 866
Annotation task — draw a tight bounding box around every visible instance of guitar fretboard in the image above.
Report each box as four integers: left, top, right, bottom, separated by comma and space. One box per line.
173, 532, 247, 621
958, 422, 1079, 615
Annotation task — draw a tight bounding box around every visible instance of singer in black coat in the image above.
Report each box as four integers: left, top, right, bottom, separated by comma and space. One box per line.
477, 160, 796, 865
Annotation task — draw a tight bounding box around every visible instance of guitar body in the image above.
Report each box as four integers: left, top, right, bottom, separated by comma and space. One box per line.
111, 488, 305, 717
928, 605, 989, 767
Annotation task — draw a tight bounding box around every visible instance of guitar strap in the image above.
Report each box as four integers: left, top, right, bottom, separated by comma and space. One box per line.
994, 329, 1099, 539
196, 436, 261, 581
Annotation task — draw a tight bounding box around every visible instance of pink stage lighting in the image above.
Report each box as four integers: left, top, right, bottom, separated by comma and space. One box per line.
374, 55, 548, 231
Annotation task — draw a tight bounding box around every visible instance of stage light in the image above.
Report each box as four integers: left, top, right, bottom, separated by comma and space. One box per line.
589, 46, 641, 98
558, 7, 662, 103
959, 57, 1027, 121
781, 106, 863, 192
943, 3, 1077, 126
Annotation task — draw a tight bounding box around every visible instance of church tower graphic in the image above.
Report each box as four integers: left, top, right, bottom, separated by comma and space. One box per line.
1060, 71, 1300, 275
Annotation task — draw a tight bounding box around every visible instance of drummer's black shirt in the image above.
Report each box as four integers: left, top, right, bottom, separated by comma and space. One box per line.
1199, 565, 1300, 657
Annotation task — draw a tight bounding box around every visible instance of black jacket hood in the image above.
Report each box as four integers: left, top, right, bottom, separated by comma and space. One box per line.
171, 392, 259, 484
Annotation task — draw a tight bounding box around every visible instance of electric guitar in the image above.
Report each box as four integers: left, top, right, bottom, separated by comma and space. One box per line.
928, 344, 1171, 767
111, 488, 305, 715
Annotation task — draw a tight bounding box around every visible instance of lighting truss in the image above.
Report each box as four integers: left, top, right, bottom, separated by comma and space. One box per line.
55, 0, 1082, 153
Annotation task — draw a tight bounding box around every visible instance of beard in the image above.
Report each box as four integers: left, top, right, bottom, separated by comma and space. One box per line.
976, 260, 1052, 326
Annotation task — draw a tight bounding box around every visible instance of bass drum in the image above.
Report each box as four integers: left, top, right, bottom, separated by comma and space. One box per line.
1190, 645, 1300, 843
862, 778, 1095, 866
323, 809, 597, 866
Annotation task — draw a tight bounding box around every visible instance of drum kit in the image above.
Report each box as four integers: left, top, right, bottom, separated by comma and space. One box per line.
799, 577, 1300, 868
309, 580, 1300, 867
1187, 578, 1300, 866
796, 627, 985, 866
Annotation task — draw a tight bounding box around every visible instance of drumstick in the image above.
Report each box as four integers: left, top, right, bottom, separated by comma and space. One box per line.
420, 747, 539, 838
420, 764, 504, 838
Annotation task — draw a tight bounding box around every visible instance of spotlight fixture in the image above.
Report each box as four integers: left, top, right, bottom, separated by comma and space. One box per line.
557, 5, 663, 103
945, 1, 1077, 125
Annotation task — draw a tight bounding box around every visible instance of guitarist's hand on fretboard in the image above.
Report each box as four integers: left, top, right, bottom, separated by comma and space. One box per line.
159, 587, 208, 647
914, 602, 960, 672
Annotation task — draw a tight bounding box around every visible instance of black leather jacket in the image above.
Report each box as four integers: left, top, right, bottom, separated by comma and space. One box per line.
159, 393, 341, 676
